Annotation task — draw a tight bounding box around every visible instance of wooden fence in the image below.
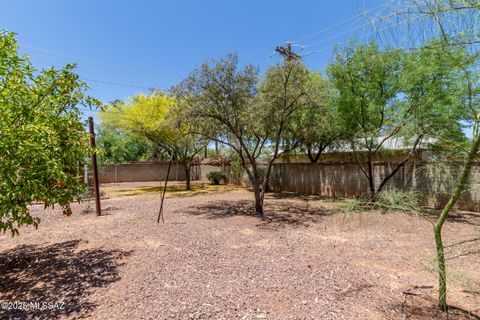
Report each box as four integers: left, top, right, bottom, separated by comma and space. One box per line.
271, 161, 480, 211
97, 161, 480, 210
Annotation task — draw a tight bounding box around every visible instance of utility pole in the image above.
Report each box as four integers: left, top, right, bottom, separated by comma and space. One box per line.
275, 43, 301, 61
88, 117, 101, 216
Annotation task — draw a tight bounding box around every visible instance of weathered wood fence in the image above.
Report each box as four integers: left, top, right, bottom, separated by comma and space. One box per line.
98, 161, 480, 210
271, 161, 480, 211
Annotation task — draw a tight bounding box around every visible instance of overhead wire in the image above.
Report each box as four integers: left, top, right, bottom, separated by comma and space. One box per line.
20, 44, 171, 87
303, 14, 422, 57
299, 3, 418, 50
293, 0, 397, 43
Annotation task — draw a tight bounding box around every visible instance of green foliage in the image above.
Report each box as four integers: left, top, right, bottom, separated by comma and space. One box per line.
96, 124, 156, 165
206, 171, 227, 185
257, 60, 310, 145
374, 191, 423, 214
99, 93, 206, 190
328, 40, 470, 198
329, 43, 402, 141
99, 94, 206, 162
229, 156, 244, 182
288, 72, 343, 162
176, 54, 313, 212
329, 41, 469, 145
341, 191, 422, 214
0, 31, 100, 235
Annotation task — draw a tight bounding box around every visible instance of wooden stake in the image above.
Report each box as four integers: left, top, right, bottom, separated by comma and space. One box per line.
88, 117, 101, 216
157, 151, 173, 223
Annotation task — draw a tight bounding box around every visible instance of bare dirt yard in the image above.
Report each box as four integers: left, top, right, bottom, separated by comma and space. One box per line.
0, 182, 479, 319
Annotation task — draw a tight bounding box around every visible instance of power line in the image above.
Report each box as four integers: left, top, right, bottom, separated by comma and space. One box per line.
303, 15, 420, 57
82, 78, 171, 92
293, 0, 396, 44
21, 49, 171, 91
300, 3, 418, 49
20, 44, 172, 86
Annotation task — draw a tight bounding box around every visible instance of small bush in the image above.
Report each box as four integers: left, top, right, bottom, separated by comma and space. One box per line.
340, 191, 422, 215
207, 171, 227, 185
375, 190, 422, 213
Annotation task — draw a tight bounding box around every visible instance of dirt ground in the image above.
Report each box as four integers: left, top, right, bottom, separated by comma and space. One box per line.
0, 182, 479, 319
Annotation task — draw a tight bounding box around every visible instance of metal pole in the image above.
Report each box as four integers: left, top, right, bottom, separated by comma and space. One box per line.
88, 117, 101, 216
157, 151, 173, 223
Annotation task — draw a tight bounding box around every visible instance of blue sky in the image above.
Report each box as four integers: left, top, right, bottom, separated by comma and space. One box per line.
1, 0, 389, 119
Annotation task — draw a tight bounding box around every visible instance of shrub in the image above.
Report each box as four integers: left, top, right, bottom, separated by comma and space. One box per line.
341, 191, 422, 215
207, 171, 227, 185
375, 190, 422, 213
229, 157, 244, 183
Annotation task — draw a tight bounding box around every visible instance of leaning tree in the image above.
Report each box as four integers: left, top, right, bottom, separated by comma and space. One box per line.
403, 0, 480, 311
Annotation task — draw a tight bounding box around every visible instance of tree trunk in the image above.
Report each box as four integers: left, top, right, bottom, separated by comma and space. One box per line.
434, 224, 447, 311
433, 134, 480, 311
253, 182, 263, 214
367, 152, 376, 200
306, 147, 321, 163
183, 163, 191, 191
375, 135, 423, 196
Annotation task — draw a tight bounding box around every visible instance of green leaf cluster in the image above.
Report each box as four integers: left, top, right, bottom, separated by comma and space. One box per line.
0, 31, 100, 235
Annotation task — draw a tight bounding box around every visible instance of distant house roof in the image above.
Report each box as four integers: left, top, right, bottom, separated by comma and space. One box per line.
326, 136, 437, 153
200, 157, 231, 165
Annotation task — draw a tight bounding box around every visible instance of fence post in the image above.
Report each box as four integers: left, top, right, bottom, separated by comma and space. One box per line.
88, 117, 101, 216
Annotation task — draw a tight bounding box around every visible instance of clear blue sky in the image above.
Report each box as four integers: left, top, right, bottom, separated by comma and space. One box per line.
1, 0, 389, 118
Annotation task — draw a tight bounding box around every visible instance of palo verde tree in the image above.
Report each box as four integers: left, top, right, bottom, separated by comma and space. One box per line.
0, 31, 99, 235
176, 54, 310, 213
404, 0, 480, 311
99, 93, 206, 190
288, 73, 343, 163
328, 41, 465, 200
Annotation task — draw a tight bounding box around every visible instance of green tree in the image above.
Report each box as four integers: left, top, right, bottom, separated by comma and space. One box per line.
96, 123, 156, 165
99, 93, 206, 190
0, 31, 99, 235
408, 0, 480, 310
176, 54, 309, 213
328, 42, 465, 200
288, 73, 343, 163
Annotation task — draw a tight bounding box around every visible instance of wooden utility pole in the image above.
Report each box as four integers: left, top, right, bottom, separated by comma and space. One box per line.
275, 43, 301, 61
88, 117, 101, 216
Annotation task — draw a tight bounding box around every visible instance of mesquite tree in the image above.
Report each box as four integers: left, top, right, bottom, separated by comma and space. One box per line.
328, 41, 465, 200
176, 54, 310, 213
0, 31, 99, 235
288, 73, 343, 163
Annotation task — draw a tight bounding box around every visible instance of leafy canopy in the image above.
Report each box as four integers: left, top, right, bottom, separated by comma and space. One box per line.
0, 31, 99, 235
99, 93, 206, 159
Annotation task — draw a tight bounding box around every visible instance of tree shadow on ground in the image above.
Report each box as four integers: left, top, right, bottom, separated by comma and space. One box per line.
269, 191, 345, 203
0, 240, 131, 319
187, 199, 334, 228
386, 293, 480, 320
422, 208, 480, 226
